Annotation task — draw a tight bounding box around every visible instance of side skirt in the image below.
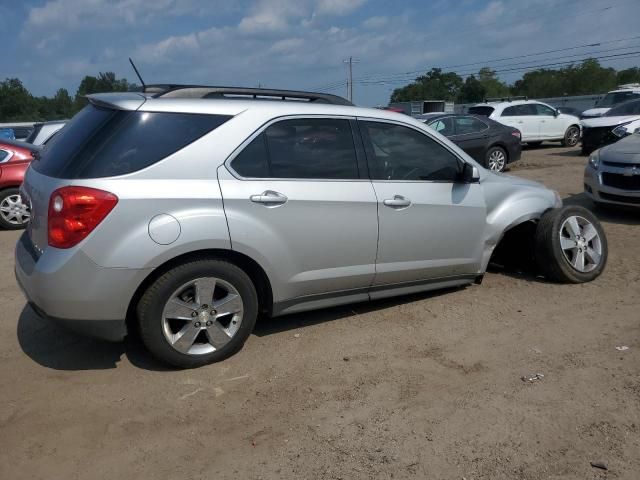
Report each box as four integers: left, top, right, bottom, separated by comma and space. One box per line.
272, 275, 476, 317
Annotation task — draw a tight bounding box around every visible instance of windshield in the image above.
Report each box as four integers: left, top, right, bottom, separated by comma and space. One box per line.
605, 99, 640, 117
598, 92, 640, 108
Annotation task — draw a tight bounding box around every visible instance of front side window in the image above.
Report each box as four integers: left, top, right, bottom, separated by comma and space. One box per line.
454, 116, 488, 135
231, 118, 359, 179
361, 121, 461, 182
534, 104, 556, 116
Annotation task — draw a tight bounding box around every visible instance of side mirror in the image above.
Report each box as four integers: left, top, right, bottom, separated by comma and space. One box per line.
554, 109, 560, 117
460, 163, 480, 183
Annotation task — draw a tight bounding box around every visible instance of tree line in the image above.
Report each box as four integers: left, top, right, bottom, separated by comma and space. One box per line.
2, 59, 640, 121
390, 59, 640, 104
0, 72, 136, 122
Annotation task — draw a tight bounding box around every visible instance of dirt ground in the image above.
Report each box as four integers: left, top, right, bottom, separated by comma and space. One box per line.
1, 145, 638, 480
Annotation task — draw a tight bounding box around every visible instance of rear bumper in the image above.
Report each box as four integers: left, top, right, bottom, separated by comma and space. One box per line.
508, 142, 522, 163
14, 232, 152, 342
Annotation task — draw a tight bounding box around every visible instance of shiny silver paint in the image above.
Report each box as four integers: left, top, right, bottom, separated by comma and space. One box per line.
584, 134, 640, 207
15, 92, 561, 341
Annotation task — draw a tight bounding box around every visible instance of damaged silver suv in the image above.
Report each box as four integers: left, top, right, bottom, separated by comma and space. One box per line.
15, 86, 608, 368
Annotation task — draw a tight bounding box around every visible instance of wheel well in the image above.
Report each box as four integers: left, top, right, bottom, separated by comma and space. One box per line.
490, 219, 537, 269
489, 143, 509, 161
125, 249, 274, 333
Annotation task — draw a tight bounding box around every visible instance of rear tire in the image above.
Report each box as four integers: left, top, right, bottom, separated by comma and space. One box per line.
137, 258, 258, 368
0, 188, 30, 230
535, 206, 607, 283
562, 125, 580, 147
485, 146, 507, 172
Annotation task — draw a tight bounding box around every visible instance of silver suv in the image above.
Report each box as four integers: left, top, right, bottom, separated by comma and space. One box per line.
15, 86, 608, 368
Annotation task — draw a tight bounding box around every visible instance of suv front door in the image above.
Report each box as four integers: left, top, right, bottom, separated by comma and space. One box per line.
534, 103, 563, 138
358, 120, 487, 292
219, 117, 379, 311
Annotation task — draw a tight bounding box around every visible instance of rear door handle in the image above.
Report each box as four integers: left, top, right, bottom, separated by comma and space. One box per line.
383, 195, 411, 208
250, 190, 288, 206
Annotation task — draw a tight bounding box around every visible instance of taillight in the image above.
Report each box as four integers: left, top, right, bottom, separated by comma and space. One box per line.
511, 129, 522, 139
48, 186, 118, 249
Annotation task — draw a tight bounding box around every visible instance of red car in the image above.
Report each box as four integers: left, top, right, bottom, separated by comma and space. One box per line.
0, 139, 39, 229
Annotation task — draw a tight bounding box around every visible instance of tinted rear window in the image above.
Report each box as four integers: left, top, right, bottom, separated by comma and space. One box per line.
467, 106, 494, 116
32, 105, 230, 178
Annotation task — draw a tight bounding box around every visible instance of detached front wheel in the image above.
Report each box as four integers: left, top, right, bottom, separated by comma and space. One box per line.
535, 206, 607, 283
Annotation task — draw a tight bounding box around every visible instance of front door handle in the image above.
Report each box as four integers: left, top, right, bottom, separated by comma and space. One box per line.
383, 195, 411, 208
250, 190, 288, 206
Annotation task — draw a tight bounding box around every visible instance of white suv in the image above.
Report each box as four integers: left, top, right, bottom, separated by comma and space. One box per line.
581, 84, 640, 119
468, 100, 581, 147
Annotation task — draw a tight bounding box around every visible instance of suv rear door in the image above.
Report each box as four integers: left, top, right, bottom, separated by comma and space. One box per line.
219, 117, 379, 310
358, 119, 486, 293
449, 116, 490, 161
500, 104, 539, 141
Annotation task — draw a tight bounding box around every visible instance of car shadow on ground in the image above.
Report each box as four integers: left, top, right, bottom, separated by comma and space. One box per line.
563, 192, 640, 225
17, 304, 172, 371
546, 149, 583, 158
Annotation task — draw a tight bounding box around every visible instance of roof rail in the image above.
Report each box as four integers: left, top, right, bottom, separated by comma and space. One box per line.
484, 96, 528, 103
145, 84, 354, 106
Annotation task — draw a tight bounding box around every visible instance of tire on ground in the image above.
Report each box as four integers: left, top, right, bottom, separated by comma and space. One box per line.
562, 125, 580, 147
485, 146, 507, 172
137, 258, 258, 368
534, 206, 607, 283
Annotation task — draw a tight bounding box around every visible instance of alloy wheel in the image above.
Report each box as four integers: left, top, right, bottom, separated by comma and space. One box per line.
566, 127, 580, 147
161, 277, 244, 355
488, 149, 506, 172
559, 215, 602, 273
0, 194, 30, 226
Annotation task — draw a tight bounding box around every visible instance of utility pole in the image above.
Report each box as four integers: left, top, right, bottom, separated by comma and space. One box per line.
343, 56, 360, 103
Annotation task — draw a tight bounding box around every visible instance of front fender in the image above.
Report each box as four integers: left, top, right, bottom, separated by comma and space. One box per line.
480, 177, 559, 270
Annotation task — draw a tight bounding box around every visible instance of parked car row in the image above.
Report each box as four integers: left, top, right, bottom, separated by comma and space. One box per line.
418, 113, 521, 172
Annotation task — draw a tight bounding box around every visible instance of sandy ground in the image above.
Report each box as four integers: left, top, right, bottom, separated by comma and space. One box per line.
0, 145, 638, 480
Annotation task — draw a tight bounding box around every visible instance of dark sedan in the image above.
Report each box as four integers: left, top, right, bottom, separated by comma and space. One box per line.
417, 113, 521, 172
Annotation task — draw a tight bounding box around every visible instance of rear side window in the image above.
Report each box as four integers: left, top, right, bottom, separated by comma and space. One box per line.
230, 118, 359, 179
0, 150, 8, 162
467, 106, 494, 117
454, 116, 488, 135
32, 105, 230, 178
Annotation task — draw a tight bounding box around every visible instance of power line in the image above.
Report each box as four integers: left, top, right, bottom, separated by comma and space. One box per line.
352, 51, 640, 88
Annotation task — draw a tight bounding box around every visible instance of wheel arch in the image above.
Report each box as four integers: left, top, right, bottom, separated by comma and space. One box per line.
488, 142, 509, 161
126, 248, 274, 334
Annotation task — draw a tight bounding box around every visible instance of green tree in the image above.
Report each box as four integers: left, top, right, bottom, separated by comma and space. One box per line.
616, 67, 640, 86
477, 67, 510, 99
457, 75, 485, 103
390, 68, 463, 102
74, 72, 130, 111
0, 78, 39, 121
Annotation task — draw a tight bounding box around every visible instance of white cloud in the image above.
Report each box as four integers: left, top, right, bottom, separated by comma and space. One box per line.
316, 0, 367, 16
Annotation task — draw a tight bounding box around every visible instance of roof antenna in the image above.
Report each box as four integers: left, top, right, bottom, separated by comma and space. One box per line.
128, 57, 146, 92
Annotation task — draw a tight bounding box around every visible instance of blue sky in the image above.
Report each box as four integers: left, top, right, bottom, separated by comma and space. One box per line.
1, 0, 640, 106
